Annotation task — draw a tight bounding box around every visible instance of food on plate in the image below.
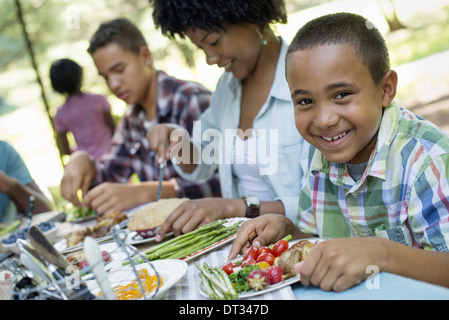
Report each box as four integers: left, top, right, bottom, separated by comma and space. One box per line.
1, 221, 55, 245
265, 265, 284, 284
197, 262, 238, 300
66, 250, 112, 269
65, 206, 97, 222
272, 238, 289, 257
98, 268, 164, 300
274, 240, 316, 275
65, 211, 127, 248
199, 237, 316, 299
126, 198, 189, 232
0, 220, 21, 238
247, 269, 271, 291
126, 219, 243, 264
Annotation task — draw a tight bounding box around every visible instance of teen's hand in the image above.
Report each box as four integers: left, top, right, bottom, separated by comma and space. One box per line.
83, 183, 145, 215
294, 237, 387, 292
60, 151, 96, 207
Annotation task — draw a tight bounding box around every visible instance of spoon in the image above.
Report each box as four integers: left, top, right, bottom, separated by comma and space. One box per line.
84, 236, 115, 300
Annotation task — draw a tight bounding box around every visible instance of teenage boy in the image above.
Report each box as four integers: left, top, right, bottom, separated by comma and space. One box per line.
60, 18, 220, 215
229, 13, 449, 298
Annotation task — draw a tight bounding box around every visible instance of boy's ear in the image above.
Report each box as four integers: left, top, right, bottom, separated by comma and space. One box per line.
140, 46, 153, 66
380, 70, 398, 107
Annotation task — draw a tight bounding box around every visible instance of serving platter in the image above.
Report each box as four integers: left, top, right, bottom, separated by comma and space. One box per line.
199, 237, 326, 299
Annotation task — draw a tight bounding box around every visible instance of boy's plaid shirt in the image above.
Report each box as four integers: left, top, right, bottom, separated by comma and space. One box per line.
297, 102, 449, 251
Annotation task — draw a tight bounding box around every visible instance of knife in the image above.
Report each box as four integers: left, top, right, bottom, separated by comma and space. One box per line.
26, 195, 35, 229
156, 161, 166, 202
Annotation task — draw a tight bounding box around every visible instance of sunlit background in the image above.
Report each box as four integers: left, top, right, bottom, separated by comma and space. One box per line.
1, 0, 449, 207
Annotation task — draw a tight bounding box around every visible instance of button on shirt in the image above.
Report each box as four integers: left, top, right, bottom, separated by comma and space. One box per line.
92, 70, 221, 199
297, 102, 449, 251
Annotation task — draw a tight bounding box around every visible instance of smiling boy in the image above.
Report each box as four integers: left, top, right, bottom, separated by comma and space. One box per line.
229, 12, 449, 296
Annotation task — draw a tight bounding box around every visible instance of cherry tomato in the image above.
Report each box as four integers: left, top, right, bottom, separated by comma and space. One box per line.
256, 253, 275, 265
241, 258, 257, 267
222, 262, 237, 275
101, 251, 111, 262
259, 247, 273, 255
243, 245, 259, 262
266, 265, 284, 284
272, 239, 289, 257
79, 260, 88, 270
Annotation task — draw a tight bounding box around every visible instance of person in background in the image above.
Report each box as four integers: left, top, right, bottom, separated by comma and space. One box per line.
0, 140, 53, 222
229, 13, 449, 299
60, 18, 221, 215
50, 58, 115, 160
148, 0, 309, 241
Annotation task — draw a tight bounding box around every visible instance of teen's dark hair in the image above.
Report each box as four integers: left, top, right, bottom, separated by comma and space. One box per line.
87, 18, 147, 55
287, 12, 390, 84
149, 0, 287, 39
49, 59, 83, 95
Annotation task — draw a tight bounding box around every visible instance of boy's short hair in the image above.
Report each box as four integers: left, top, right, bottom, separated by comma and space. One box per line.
50, 58, 83, 95
149, 0, 287, 39
87, 18, 147, 55
287, 12, 390, 84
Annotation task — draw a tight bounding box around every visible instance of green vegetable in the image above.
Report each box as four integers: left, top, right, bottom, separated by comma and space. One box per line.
65, 206, 96, 222
197, 262, 237, 300
229, 264, 260, 293
0, 220, 21, 237
124, 219, 243, 265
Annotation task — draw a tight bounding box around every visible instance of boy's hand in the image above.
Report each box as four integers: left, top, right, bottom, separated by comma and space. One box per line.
227, 214, 301, 260
60, 151, 96, 207
295, 237, 386, 292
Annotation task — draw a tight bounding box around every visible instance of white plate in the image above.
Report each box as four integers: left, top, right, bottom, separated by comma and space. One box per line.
199, 237, 326, 299
181, 217, 247, 263
87, 259, 187, 300
125, 230, 174, 246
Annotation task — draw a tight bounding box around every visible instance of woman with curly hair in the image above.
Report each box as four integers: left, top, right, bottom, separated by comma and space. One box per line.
147, 0, 310, 241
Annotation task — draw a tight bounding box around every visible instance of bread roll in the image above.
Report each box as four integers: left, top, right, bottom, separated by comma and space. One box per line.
126, 198, 189, 231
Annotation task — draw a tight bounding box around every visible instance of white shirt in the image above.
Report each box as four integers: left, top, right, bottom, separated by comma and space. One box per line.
232, 135, 275, 201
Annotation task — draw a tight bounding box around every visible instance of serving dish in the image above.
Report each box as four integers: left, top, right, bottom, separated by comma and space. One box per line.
1, 222, 60, 255
87, 259, 187, 300
199, 238, 326, 299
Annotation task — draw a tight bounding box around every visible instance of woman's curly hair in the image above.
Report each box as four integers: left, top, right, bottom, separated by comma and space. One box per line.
149, 0, 287, 39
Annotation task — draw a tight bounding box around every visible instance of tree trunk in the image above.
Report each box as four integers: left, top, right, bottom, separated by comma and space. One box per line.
13, 0, 64, 166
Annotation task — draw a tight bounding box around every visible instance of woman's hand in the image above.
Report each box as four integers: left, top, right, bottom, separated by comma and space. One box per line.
147, 124, 180, 164
155, 198, 246, 241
